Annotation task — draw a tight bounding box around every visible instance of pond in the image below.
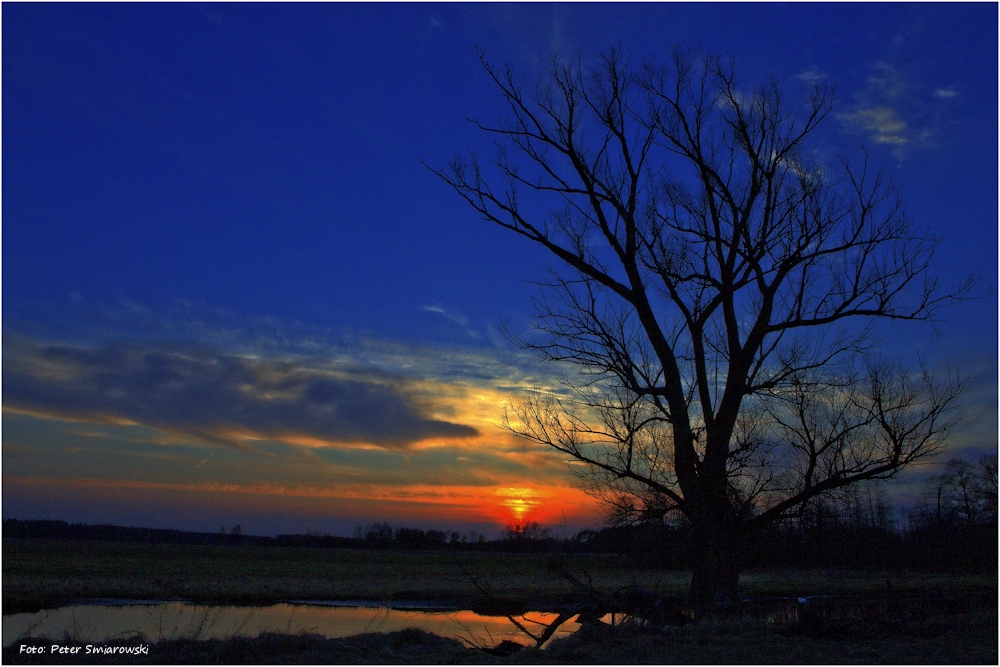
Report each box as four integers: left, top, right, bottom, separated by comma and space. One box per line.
3, 600, 588, 650
5, 595, 929, 650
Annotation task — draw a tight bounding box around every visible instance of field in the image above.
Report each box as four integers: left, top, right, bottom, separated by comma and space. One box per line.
3, 539, 997, 663
4, 539, 676, 613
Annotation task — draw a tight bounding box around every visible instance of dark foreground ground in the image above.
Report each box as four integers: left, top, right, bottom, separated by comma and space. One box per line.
4, 539, 997, 663
5, 606, 997, 664
4, 539, 996, 614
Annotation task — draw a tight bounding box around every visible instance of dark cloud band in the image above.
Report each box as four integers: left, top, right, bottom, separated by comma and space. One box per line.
2, 338, 478, 450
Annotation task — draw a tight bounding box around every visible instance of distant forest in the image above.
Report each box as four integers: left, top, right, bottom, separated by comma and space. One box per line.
5, 456, 995, 572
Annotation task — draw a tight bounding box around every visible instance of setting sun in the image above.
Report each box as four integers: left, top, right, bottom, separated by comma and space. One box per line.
496, 486, 545, 523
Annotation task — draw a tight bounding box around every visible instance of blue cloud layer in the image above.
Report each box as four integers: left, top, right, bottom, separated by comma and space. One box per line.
2, 337, 478, 450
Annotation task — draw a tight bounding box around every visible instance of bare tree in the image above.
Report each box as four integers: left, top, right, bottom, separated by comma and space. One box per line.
923, 455, 999, 527
976, 454, 999, 523
432, 47, 970, 613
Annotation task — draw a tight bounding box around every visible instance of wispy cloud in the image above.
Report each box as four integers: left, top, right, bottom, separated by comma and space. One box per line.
933, 87, 959, 99
838, 60, 959, 159
865, 61, 909, 101
793, 69, 827, 85
839, 106, 910, 146
419, 303, 482, 339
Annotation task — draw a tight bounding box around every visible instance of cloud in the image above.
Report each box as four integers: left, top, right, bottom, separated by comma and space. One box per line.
933, 88, 959, 99
865, 61, 909, 101
2, 337, 479, 451
838, 61, 958, 158
793, 69, 827, 85
418, 304, 482, 339
0, 304, 608, 532
838, 106, 910, 145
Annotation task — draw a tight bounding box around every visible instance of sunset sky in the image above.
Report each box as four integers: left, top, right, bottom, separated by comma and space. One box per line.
3, 3, 997, 537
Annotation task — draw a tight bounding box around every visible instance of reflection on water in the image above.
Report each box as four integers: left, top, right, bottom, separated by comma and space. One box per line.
5, 597, 928, 649
2, 602, 583, 649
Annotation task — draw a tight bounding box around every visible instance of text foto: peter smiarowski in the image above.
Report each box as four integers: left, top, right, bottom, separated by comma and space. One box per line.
20, 643, 150, 656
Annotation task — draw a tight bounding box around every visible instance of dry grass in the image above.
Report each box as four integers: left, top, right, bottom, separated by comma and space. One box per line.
5, 539, 996, 614
531, 608, 999, 664
3, 539, 669, 612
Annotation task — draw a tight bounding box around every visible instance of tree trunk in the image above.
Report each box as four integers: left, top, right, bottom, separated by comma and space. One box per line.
689, 512, 741, 617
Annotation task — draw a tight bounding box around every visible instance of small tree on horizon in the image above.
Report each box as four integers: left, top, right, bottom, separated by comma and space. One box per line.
433, 46, 971, 614
920, 454, 999, 527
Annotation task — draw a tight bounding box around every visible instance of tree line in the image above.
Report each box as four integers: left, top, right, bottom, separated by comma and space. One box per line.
586, 455, 996, 572
4, 455, 993, 570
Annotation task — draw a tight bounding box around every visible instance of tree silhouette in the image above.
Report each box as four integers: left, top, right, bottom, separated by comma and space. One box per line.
433, 47, 971, 614
923, 455, 998, 527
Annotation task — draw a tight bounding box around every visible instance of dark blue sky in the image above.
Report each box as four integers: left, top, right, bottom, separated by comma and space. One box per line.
3, 3, 996, 535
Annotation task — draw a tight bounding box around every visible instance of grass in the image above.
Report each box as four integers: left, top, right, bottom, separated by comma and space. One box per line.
4, 538, 996, 663
5, 538, 996, 613
4, 539, 675, 612
3, 539, 997, 613
531, 608, 999, 664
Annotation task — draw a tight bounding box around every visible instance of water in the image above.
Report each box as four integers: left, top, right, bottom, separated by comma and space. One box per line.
5, 596, 933, 649
3, 601, 585, 649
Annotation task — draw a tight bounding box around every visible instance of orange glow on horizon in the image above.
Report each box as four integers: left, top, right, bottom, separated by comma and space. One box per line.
3, 475, 602, 530
496, 486, 545, 523
3, 338, 613, 536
